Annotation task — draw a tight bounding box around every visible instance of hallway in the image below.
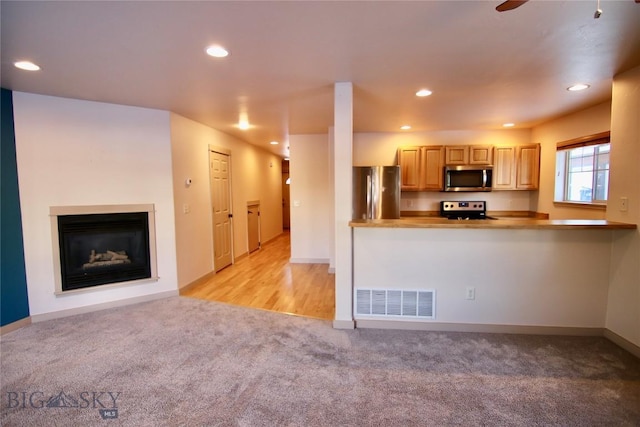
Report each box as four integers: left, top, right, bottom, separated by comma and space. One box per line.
181, 232, 335, 320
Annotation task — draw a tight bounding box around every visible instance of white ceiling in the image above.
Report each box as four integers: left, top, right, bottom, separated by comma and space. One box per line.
2, 1, 640, 157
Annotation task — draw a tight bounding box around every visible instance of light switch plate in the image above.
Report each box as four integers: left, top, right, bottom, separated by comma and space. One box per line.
619, 197, 628, 212
465, 287, 475, 300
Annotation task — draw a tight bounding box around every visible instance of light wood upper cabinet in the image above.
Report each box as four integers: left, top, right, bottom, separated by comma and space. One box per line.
469, 145, 494, 165
421, 146, 445, 190
445, 146, 469, 165
515, 144, 540, 190
398, 146, 422, 191
398, 146, 444, 191
493, 146, 516, 189
445, 145, 493, 165
399, 143, 538, 192
493, 144, 540, 190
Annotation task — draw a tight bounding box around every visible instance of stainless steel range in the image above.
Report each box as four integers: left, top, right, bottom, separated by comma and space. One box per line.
440, 201, 495, 220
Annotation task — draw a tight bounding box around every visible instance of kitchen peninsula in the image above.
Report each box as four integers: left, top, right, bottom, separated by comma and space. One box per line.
350, 217, 636, 335
351, 217, 636, 230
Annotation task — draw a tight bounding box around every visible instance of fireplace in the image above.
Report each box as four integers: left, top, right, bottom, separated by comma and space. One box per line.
51, 205, 158, 294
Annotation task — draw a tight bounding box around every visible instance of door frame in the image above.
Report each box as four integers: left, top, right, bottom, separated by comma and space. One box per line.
208, 145, 234, 271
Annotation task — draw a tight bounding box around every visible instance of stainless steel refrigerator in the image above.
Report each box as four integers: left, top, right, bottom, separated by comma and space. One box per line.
353, 166, 401, 219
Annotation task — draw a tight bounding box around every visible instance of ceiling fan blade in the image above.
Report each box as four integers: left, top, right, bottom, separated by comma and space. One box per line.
496, 0, 529, 12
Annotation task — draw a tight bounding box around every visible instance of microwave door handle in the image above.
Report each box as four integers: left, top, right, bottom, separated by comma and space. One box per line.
482, 170, 487, 188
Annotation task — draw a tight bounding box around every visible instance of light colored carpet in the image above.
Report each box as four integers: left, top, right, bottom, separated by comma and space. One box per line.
1, 296, 639, 426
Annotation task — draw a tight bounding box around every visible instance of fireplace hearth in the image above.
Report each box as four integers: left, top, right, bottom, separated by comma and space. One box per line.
51, 205, 158, 293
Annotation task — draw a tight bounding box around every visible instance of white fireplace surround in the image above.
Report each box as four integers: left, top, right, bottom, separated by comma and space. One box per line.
50, 204, 159, 295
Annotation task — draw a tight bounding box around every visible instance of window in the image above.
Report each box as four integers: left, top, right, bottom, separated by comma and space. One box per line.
555, 132, 610, 205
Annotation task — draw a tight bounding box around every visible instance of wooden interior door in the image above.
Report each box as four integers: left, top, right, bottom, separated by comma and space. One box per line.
210, 150, 232, 272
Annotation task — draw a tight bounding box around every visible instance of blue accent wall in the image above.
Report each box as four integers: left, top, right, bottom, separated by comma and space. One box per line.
1, 88, 30, 326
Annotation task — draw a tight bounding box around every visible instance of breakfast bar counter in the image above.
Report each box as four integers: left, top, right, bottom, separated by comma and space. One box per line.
349, 215, 637, 333
350, 217, 637, 230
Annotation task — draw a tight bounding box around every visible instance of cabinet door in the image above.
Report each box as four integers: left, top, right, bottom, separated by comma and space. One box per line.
445, 146, 469, 165
516, 144, 540, 189
398, 147, 422, 191
493, 146, 516, 190
469, 145, 494, 165
421, 146, 445, 190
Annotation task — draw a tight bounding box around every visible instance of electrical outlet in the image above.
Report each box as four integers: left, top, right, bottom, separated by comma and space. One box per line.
465, 287, 475, 300
183, 204, 190, 214
407, 200, 414, 208
619, 197, 628, 212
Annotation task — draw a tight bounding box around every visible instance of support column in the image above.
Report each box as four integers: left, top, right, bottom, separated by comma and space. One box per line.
333, 82, 355, 329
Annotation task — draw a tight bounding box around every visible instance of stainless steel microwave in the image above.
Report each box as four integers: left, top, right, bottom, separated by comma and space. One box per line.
443, 165, 493, 192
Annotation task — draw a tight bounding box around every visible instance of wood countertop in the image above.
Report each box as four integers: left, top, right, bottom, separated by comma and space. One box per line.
350, 217, 637, 230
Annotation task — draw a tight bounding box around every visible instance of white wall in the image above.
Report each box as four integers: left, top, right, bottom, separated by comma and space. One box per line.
289, 134, 331, 262
353, 129, 536, 212
170, 113, 283, 288
13, 92, 178, 317
531, 101, 612, 220
354, 227, 612, 328
606, 65, 640, 347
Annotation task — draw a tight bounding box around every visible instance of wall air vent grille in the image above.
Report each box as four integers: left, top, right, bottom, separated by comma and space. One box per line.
355, 289, 435, 319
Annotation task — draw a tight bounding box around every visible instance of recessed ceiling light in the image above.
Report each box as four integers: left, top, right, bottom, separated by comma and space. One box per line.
205, 45, 229, 58
400, 125, 412, 130
567, 83, 590, 91
237, 111, 250, 130
416, 89, 432, 97
270, 141, 279, 145
503, 123, 515, 128
14, 61, 40, 71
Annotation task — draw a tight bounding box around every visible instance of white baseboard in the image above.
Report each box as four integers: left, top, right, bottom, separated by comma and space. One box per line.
31, 290, 179, 323
289, 258, 330, 264
355, 319, 605, 337
333, 319, 355, 329
0, 317, 32, 336
179, 271, 215, 292
355, 319, 640, 358
603, 329, 640, 358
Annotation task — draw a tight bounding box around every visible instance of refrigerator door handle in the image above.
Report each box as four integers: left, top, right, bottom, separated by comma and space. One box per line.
366, 174, 372, 219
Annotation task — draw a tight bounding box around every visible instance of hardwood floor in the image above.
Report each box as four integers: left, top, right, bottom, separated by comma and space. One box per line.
180, 231, 335, 320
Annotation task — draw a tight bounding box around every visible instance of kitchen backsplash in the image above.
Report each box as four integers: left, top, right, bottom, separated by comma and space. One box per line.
401, 191, 533, 212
